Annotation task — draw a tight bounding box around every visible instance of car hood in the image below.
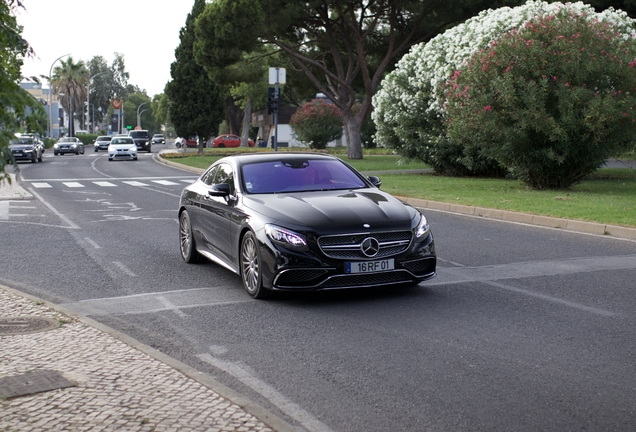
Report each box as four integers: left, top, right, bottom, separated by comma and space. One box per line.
109, 144, 136, 150
243, 189, 417, 233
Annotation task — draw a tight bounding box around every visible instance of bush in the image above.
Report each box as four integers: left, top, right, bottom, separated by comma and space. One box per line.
290, 99, 343, 149
372, 1, 636, 182
445, 8, 636, 189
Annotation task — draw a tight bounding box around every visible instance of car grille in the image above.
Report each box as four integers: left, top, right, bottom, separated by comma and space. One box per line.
318, 230, 412, 260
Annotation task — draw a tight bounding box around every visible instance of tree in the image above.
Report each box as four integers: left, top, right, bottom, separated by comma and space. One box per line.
198, 0, 517, 159
290, 99, 343, 148
1, 0, 42, 180
52, 57, 89, 137
166, 0, 225, 153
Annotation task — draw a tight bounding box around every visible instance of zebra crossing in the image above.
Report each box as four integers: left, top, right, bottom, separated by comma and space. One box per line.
27, 178, 196, 189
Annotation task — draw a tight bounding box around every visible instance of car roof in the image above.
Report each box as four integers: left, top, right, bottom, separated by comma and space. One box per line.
219, 152, 340, 166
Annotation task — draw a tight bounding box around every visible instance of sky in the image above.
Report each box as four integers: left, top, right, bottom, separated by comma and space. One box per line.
16, 0, 195, 97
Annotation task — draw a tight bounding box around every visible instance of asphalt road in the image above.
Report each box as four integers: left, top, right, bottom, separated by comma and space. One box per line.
2, 146, 636, 431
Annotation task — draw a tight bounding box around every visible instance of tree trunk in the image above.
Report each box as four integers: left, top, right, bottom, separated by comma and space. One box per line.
224, 96, 242, 135
240, 97, 252, 147
343, 110, 363, 159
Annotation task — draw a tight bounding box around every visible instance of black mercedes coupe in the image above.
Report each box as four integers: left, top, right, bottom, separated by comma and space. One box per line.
178, 153, 436, 298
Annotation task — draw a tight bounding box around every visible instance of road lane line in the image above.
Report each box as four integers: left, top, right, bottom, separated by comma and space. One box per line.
482, 280, 616, 317
155, 296, 188, 318
112, 261, 137, 277
27, 188, 79, 229
197, 353, 334, 432
84, 237, 101, 249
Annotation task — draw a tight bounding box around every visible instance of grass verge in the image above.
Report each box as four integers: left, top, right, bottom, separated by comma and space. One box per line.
161, 150, 635, 228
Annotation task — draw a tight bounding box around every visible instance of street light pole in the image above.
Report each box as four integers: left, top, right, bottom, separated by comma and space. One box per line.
48, 53, 70, 138
137, 102, 149, 129
86, 71, 107, 133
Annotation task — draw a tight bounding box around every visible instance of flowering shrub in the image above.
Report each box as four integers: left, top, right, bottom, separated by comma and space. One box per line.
372, 1, 636, 181
445, 8, 636, 188
290, 99, 343, 149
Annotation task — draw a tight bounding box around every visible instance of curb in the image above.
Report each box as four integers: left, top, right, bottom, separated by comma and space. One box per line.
0, 174, 33, 201
399, 196, 636, 241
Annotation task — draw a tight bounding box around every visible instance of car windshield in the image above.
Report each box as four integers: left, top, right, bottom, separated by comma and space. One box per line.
112, 138, 134, 144
12, 139, 34, 145
129, 131, 148, 138
97, 137, 111, 141
241, 158, 367, 194
59, 138, 77, 143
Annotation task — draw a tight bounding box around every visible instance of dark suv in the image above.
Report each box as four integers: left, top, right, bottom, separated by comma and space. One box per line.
128, 130, 151, 152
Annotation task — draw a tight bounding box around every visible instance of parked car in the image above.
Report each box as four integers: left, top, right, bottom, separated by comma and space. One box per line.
93, 136, 112, 152
212, 134, 255, 148
53, 137, 84, 155
8, 137, 43, 163
128, 129, 151, 152
108, 137, 138, 161
151, 134, 165, 144
178, 153, 437, 299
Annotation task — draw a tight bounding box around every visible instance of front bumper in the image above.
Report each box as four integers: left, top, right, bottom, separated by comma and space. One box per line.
55, 146, 79, 154
261, 232, 437, 291
108, 150, 138, 160
11, 150, 35, 161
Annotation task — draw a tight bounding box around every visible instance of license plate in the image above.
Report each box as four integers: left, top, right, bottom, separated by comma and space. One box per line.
346, 259, 394, 274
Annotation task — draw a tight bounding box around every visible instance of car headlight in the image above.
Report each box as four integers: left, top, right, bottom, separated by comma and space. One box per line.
265, 224, 308, 250
53, 144, 59, 148
70, 144, 77, 148
415, 214, 430, 238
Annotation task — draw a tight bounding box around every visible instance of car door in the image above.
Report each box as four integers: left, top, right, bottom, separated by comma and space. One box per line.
198, 163, 236, 268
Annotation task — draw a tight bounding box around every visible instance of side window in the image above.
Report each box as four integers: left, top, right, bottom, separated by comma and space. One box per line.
201, 166, 219, 186
213, 163, 235, 195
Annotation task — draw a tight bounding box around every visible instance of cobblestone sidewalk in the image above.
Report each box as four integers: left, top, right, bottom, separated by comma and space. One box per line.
0, 286, 280, 431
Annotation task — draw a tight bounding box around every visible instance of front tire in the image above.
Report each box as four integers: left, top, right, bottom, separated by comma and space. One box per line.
240, 231, 270, 299
179, 210, 202, 263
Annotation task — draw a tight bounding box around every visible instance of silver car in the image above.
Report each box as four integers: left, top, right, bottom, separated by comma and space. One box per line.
108, 137, 138, 161
53, 137, 85, 155
94, 136, 112, 152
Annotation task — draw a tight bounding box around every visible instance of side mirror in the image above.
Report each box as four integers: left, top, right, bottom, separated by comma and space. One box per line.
208, 182, 231, 196
367, 175, 382, 188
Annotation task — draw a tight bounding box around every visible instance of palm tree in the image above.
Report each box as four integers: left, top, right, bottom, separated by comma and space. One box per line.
52, 58, 89, 136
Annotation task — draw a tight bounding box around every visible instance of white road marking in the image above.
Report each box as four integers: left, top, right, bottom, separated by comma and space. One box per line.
27, 188, 79, 229
93, 181, 117, 187
84, 237, 101, 249
31, 182, 52, 188
122, 181, 149, 187
112, 261, 137, 277
152, 180, 180, 185
0, 201, 8, 220
63, 182, 84, 188
155, 296, 188, 318
197, 353, 334, 432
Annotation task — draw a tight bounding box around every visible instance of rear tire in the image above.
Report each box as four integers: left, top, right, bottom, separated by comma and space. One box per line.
240, 231, 270, 299
179, 210, 202, 263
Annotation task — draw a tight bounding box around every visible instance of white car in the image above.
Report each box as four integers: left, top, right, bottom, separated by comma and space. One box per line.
108, 137, 138, 161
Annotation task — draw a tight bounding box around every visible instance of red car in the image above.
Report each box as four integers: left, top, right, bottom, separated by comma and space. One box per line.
213, 134, 255, 148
